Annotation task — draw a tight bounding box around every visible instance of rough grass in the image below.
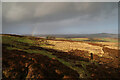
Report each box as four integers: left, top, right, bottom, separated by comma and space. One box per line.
2, 34, 120, 79
2, 36, 35, 45
2, 35, 92, 78
6, 46, 91, 78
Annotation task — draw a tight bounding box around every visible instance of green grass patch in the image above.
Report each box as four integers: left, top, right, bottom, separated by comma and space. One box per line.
2, 36, 35, 45
99, 38, 118, 42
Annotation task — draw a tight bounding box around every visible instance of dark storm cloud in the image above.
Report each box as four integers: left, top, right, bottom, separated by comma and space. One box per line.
3, 2, 117, 23
2, 2, 118, 34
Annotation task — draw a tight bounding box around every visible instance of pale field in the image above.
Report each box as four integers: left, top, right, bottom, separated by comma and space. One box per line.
42, 38, 118, 57
43, 40, 103, 55
95, 42, 118, 49
55, 38, 89, 41
68, 38, 89, 41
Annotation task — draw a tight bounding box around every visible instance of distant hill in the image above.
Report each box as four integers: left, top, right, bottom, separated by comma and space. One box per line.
2, 33, 118, 38
34, 33, 118, 38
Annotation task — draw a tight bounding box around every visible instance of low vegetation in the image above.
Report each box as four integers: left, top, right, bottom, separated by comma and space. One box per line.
46, 36, 56, 40
2, 34, 120, 79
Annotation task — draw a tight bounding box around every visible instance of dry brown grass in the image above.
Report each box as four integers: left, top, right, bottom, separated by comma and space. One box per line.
43, 39, 118, 58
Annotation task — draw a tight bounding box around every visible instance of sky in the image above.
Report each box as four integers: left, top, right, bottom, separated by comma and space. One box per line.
0, 2, 1, 34
2, 2, 118, 35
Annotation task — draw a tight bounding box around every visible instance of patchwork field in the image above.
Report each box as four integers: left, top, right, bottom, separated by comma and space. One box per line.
1, 34, 120, 79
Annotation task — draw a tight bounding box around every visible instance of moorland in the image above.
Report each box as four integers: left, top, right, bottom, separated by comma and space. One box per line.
1, 34, 120, 79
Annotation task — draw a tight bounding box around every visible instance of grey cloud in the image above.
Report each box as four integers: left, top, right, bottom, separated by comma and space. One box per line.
2, 2, 118, 34
0, 2, 2, 33
3, 2, 117, 24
